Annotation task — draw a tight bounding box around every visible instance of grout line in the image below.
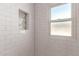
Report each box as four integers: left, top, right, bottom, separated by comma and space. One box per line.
34, 3, 36, 56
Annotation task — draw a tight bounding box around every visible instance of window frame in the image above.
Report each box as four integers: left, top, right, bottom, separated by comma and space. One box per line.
48, 3, 77, 40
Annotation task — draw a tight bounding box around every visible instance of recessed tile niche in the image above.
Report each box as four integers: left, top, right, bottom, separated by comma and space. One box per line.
19, 9, 28, 32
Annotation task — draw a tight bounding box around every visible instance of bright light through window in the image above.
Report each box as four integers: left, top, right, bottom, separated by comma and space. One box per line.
50, 4, 71, 36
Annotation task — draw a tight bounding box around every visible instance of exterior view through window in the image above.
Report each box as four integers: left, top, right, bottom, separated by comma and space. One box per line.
50, 4, 71, 36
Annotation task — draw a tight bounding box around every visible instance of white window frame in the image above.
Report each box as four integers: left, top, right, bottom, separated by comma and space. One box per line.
48, 3, 77, 40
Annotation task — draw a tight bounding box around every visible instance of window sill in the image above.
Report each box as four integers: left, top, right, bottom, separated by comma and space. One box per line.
49, 35, 72, 40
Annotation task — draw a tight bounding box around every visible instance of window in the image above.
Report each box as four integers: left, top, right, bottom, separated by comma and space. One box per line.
50, 4, 71, 36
